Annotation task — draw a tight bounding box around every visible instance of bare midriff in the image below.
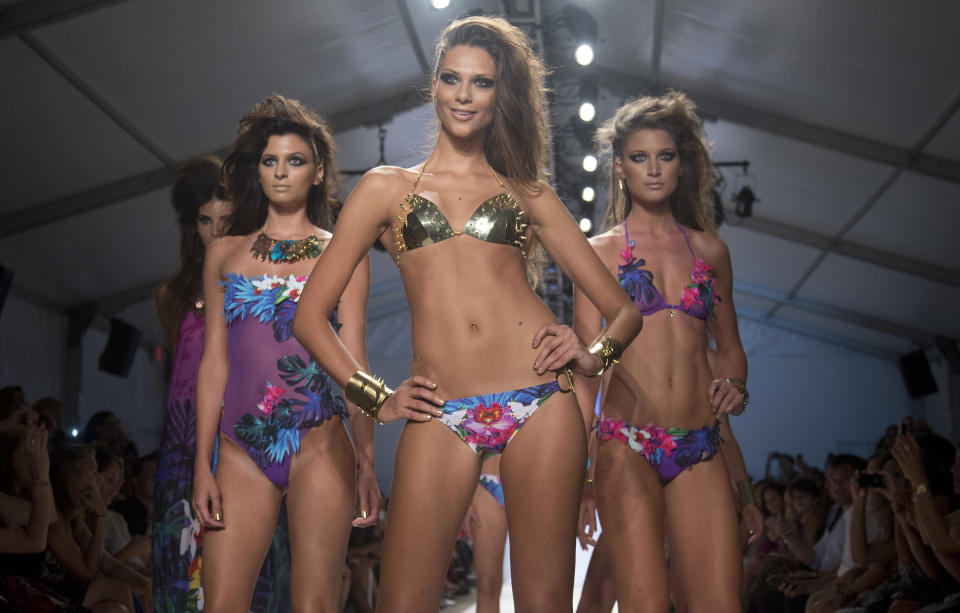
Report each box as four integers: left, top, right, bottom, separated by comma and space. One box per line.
397, 237, 560, 400
603, 311, 715, 429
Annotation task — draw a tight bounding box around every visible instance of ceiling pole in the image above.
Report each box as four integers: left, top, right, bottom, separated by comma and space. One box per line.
598, 68, 960, 185
0, 0, 133, 39
650, 0, 665, 88
766, 90, 960, 323
394, 0, 430, 74
20, 33, 176, 169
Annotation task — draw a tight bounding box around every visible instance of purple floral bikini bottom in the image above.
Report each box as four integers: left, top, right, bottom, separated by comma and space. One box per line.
596, 414, 721, 483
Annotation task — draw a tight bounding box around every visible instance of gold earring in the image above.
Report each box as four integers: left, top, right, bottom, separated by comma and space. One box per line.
618, 179, 626, 192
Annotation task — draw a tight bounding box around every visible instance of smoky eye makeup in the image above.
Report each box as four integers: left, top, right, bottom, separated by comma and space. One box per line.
198, 215, 212, 225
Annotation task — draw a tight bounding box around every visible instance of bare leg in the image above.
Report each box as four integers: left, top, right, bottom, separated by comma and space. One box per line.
202, 434, 283, 613
287, 421, 357, 612
501, 392, 586, 613
473, 476, 508, 613
576, 533, 616, 613
376, 420, 482, 612
663, 455, 741, 613
595, 437, 670, 612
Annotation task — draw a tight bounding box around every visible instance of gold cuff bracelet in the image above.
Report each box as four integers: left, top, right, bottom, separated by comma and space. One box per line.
345, 371, 393, 422
587, 336, 623, 377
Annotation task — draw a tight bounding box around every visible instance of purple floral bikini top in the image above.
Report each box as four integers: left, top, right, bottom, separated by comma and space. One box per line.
617, 221, 720, 321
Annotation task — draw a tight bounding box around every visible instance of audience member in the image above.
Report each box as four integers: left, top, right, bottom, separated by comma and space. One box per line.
110, 452, 156, 539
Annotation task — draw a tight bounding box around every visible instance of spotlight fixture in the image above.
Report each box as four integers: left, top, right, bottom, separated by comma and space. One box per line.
581, 186, 596, 202
582, 154, 598, 172
579, 217, 593, 233
578, 102, 596, 122
431, 0, 450, 8
733, 185, 758, 218
575, 43, 594, 66
71, 428, 79, 437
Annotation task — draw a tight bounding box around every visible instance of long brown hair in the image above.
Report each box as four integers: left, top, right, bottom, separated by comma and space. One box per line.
222, 95, 339, 236
596, 91, 716, 233
432, 16, 550, 284
156, 157, 226, 350
433, 15, 550, 186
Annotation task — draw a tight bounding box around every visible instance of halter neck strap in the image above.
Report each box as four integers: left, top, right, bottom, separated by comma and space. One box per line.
412, 158, 506, 192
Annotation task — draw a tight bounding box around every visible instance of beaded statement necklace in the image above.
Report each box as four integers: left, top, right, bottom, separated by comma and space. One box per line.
250, 233, 323, 263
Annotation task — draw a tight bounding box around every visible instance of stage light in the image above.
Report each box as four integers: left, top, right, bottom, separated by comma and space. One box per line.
582, 154, 598, 172
733, 186, 757, 218
431, 0, 450, 8
71, 428, 79, 437
581, 186, 595, 202
575, 43, 594, 66
578, 102, 596, 122
579, 217, 593, 233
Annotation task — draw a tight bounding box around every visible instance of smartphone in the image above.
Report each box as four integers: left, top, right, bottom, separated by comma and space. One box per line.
858, 473, 884, 488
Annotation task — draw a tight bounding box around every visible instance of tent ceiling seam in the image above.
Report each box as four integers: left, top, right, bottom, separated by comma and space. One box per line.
394, 0, 429, 74
766, 84, 955, 322
19, 32, 176, 169
0, 0, 132, 40
650, 0, 665, 87
598, 67, 960, 185
0, 88, 426, 238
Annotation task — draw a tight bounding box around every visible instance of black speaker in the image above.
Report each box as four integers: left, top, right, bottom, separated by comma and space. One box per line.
0, 263, 13, 318
98, 318, 142, 378
899, 350, 938, 399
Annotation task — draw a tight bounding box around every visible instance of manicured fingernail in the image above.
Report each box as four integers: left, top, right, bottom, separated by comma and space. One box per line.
431, 382, 437, 388
361, 510, 369, 519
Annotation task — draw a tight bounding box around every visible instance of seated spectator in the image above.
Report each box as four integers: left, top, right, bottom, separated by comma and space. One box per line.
79, 412, 128, 457
766, 452, 801, 486
750, 454, 865, 612
0, 385, 37, 434
20, 443, 136, 612
0, 426, 80, 611
96, 448, 149, 570
33, 397, 68, 448
110, 452, 156, 539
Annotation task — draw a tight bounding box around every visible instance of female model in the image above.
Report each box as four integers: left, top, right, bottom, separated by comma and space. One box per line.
191, 96, 378, 612
153, 157, 293, 612
294, 15, 642, 612
574, 92, 748, 612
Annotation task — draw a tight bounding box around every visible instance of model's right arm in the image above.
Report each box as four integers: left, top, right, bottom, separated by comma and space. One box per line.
192, 238, 230, 528
294, 170, 445, 424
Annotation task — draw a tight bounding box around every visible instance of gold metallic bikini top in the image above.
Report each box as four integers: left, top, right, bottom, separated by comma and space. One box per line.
393, 162, 528, 265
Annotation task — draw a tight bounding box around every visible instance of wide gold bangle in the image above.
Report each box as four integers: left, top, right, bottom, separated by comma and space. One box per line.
737, 479, 760, 508
345, 371, 393, 422
587, 336, 623, 377
725, 377, 749, 408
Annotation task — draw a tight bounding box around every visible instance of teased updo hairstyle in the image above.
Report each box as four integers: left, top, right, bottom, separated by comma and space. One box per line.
432, 15, 549, 187
596, 91, 715, 232
156, 156, 226, 350
222, 95, 339, 235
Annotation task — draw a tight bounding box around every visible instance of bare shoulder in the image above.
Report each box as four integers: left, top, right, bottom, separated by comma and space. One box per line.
685, 227, 729, 262
587, 227, 625, 265
347, 165, 416, 212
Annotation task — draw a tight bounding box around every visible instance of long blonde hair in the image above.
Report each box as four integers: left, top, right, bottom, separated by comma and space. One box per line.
596, 91, 716, 232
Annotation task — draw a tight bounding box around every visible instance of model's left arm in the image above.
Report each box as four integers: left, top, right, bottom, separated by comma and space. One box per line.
525, 182, 643, 376
335, 252, 382, 527
703, 236, 748, 417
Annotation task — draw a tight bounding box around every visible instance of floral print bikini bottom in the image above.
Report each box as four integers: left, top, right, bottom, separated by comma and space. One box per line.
596, 414, 721, 483
437, 379, 568, 459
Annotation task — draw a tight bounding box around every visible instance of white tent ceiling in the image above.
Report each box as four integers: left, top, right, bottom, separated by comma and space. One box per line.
1, 0, 958, 364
